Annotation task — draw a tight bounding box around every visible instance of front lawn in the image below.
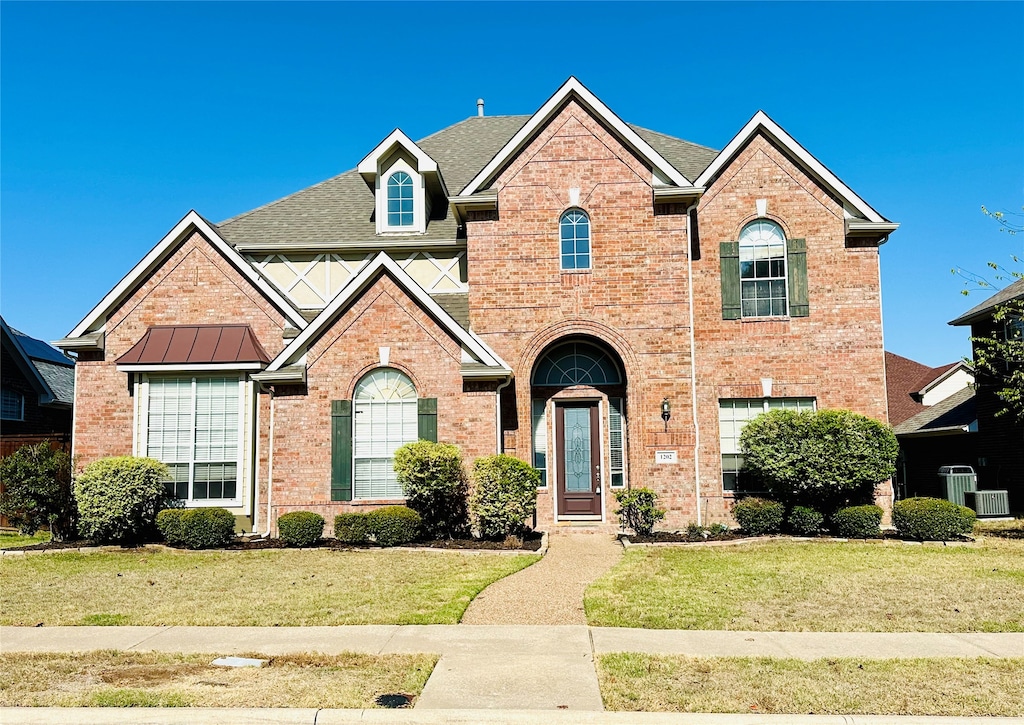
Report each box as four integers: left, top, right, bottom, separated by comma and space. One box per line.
598, 653, 1024, 716
0, 650, 437, 707
585, 540, 1024, 631
0, 549, 538, 626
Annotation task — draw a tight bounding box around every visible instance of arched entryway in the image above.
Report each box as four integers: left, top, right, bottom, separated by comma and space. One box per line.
531, 338, 627, 521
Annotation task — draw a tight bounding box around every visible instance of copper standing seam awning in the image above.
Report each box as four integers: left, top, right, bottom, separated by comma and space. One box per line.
116, 325, 271, 369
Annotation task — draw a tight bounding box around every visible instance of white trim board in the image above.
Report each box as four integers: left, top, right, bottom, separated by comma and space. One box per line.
265, 252, 511, 375
65, 211, 308, 340
695, 111, 891, 224
460, 76, 693, 196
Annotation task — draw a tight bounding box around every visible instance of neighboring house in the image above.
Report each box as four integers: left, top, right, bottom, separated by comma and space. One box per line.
1, 317, 75, 457
950, 278, 1024, 510
885, 351, 976, 499
56, 78, 898, 534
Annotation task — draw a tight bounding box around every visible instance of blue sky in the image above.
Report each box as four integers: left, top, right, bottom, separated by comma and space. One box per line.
2, 1, 1021, 367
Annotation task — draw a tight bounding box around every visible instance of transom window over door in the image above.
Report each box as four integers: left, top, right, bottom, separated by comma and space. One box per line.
739, 220, 788, 317
353, 368, 418, 499
560, 209, 591, 270
387, 171, 415, 227
146, 376, 241, 502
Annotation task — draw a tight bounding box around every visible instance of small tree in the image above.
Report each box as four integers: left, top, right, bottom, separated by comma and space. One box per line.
393, 440, 468, 539
614, 488, 665, 537
470, 454, 539, 539
0, 442, 75, 540
740, 408, 898, 515
75, 456, 169, 544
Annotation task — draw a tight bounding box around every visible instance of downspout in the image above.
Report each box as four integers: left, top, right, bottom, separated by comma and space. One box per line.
495, 376, 512, 454
251, 379, 262, 535
686, 202, 703, 526
264, 385, 276, 537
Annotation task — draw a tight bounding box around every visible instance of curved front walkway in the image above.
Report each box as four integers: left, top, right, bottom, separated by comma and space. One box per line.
460, 532, 623, 625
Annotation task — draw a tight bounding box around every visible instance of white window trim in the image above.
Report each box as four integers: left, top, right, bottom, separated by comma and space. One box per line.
137, 373, 248, 509
718, 397, 816, 492
377, 159, 426, 235
739, 219, 789, 319
351, 369, 417, 501
559, 208, 592, 271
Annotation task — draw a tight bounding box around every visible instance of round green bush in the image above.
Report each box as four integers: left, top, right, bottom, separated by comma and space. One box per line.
334, 513, 371, 544
156, 507, 235, 549
367, 505, 421, 546
893, 497, 976, 541
393, 441, 469, 539
75, 456, 169, 544
787, 506, 824, 536
470, 454, 540, 539
614, 488, 666, 537
277, 511, 325, 547
733, 497, 784, 536
830, 504, 883, 538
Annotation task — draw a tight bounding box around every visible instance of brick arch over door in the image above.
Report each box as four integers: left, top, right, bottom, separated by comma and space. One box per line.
517, 319, 642, 388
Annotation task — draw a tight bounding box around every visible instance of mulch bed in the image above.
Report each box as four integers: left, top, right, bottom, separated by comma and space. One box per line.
623, 531, 744, 544
5, 531, 544, 553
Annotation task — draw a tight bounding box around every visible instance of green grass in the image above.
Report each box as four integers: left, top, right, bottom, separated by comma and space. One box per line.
0, 549, 538, 625
598, 653, 1024, 716
0, 650, 437, 707
585, 539, 1024, 631
0, 530, 49, 549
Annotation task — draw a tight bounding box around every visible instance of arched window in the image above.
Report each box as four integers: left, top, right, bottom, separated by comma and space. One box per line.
739, 219, 787, 317
560, 209, 591, 270
387, 172, 415, 227
533, 341, 621, 386
353, 368, 417, 499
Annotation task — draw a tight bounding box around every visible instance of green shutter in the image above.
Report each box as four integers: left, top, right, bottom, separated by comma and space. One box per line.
720, 241, 741, 320
418, 398, 437, 442
787, 238, 809, 317
330, 400, 352, 502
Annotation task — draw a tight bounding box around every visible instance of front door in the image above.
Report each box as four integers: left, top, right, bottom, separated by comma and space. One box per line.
555, 402, 602, 516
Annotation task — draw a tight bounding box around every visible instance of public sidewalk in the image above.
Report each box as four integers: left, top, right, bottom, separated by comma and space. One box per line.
3, 625, 1022, 714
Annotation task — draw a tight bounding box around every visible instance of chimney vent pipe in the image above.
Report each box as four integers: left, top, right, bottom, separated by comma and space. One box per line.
477, 98, 485, 117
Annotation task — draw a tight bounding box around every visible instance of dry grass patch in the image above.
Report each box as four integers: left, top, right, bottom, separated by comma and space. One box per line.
585, 539, 1024, 631
599, 653, 1024, 716
0, 549, 538, 626
975, 517, 1024, 539
0, 650, 436, 707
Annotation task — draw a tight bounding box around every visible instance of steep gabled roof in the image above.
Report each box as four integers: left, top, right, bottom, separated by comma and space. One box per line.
695, 111, 893, 225
460, 77, 698, 196
58, 211, 307, 344
950, 277, 1024, 327
261, 252, 510, 381
885, 351, 972, 426
1, 317, 75, 407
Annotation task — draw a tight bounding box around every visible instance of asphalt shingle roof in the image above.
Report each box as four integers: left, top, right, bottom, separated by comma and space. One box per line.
215, 115, 719, 252
949, 277, 1024, 326
893, 385, 976, 436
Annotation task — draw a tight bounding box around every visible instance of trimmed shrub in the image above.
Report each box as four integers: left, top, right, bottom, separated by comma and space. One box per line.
0, 441, 75, 540
278, 511, 325, 547
830, 504, 883, 539
740, 408, 898, 515
367, 506, 421, 546
334, 513, 371, 544
733, 497, 784, 536
393, 440, 469, 539
787, 506, 824, 536
75, 457, 169, 544
614, 488, 666, 537
707, 522, 731, 539
470, 454, 540, 539
157, 507, 235, 549
893, 497, 976, 541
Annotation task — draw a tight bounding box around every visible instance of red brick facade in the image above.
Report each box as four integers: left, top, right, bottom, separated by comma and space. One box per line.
65, 84, 894, 534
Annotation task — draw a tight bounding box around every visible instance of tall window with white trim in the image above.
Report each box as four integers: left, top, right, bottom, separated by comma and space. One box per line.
739, 220, 788, 317
387, 171, 415, 227
353, 368, 418, 499
146, 376, 241, 502
719, 397, 815, 492
560, 209, 591, 270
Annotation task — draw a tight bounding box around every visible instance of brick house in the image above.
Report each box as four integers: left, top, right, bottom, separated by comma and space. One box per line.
56, 78, 897, 534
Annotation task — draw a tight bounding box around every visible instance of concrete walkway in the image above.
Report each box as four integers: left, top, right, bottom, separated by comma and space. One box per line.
461, 532, 623, 625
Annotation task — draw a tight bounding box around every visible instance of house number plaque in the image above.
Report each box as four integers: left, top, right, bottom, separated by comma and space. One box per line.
655, 450, 678, 464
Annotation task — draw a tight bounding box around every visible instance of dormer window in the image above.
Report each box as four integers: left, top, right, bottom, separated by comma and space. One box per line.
387, 171, 415, 227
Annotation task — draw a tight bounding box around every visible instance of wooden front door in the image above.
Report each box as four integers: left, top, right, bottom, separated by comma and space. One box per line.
555, 402, 602, 516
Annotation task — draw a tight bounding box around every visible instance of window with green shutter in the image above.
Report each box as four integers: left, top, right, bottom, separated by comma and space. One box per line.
351, 368, 418, 500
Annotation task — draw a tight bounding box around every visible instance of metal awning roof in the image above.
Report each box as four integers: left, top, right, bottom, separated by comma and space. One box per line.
116, 325, 271, 367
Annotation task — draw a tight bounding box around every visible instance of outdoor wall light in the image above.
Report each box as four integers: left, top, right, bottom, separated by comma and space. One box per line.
661, 397, 671, 431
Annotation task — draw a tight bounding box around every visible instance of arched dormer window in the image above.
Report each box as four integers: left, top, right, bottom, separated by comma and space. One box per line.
739, 219, 787, 317
560, 209, 591, 270
387, 171, 415, 227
